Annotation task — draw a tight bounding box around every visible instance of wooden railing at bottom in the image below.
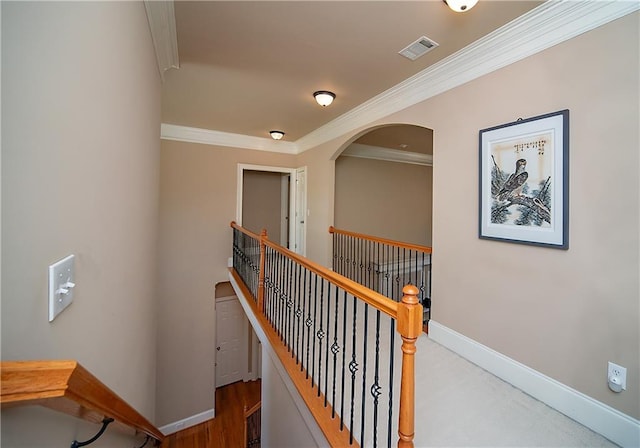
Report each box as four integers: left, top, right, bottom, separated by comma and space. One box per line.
244, 400, 261, 448
1, 360, 164, 444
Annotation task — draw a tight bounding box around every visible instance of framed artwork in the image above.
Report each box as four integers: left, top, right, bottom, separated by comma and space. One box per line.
479, 110, 569, 249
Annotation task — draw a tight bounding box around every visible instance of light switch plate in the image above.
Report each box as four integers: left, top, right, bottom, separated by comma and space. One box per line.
48, 254, 75, 322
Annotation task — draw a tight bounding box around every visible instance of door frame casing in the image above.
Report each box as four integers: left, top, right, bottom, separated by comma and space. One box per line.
236, 163, 305, 253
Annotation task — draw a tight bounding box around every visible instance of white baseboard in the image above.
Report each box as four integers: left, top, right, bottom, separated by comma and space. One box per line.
428, 320, 640, 448
159, 408, 215, 436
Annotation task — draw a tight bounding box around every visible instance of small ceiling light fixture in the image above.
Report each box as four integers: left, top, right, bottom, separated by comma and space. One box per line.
444, 0, 478, 12
313, 91, 336, 107
269, 130, 285, 140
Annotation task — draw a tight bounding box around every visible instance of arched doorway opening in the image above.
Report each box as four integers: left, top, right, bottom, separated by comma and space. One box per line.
334, 124, 433, 246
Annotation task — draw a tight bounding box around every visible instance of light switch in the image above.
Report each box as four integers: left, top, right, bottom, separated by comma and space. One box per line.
48, 254, 75, 322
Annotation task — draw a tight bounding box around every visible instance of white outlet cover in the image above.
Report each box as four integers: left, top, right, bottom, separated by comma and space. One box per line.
608, 361, 627, 390
48, 254, 75, 322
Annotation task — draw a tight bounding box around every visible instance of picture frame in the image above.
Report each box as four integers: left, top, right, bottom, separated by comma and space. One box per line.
479, 110, 569, 249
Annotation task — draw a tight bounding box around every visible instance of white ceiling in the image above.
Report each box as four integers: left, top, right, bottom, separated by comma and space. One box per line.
157, 1, 638, 153
161, 1, 542, 143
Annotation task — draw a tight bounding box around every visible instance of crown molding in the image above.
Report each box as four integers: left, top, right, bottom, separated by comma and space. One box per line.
295, 0, 640, 152
144, 0, 180, 81
342, 143, 432, 166
161, 1, 638, 153
161, 124, 299, 154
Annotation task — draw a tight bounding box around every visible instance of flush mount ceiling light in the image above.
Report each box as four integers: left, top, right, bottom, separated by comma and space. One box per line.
270, 130, 285, 140
313, 91, 336, 107
444, 0, 478, 12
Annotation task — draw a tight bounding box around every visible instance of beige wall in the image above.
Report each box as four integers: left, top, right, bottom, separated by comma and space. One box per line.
261, 354, 323, 447
156, 140, 296, 425
243, 170, 284, 243
1, 1, 161, 445
300, 14, 639, 418
334, 156, 432, 245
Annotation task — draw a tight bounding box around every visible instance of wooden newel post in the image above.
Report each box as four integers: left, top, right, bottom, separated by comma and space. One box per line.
397, 284, 422, 448
257, 229, 268, 312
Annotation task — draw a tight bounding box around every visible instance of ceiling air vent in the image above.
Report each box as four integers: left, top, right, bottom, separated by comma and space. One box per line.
398, 36, 439, 61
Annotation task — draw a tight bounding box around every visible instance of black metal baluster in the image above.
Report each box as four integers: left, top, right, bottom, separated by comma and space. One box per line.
269, 249, 276, 325
323, 282, 332, 404
278, 253, 287, 345
317, 277, 325, 397
360, 302, 369, 446
295, 263, 302, 364
344, 235, 349, 279
410, 250, 422, 292
287, 257, 294, 353
304, 269, 311, 376
277, 252, 283, 338
332, 231, 337, 272
280, 252, 287, 340
371, 309, 382, 448
348, 296, 358, 445
356, 237, 361, 283
270, 249, 277, 330
340, 289, 348, 430
330, 284, 340, 413
365, 240, 371, 290
263, 246, 269, 322
395, 246, 401, 302
376, 241, 382, 296
385, 244, 391, 300
337, 233, 343, 276
311, 274, 319, 385
281, 252, 287, 341
350, 235, 355, 280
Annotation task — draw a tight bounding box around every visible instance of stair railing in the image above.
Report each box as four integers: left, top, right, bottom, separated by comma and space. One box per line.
329, 227, 432, 326
231, 222, 422, 448
244, 400, 262, 448
0, 360, 164, 446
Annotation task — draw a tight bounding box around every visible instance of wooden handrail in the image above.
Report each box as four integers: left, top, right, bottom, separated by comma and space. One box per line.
232, 221, 399, 319
231, 222, 422, 447
244, 399, 261, 418
1, 360, 164, 443
329, 226, 432, 254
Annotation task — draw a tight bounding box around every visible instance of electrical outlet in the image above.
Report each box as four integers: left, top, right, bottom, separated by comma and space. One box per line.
608, 362, 627, 390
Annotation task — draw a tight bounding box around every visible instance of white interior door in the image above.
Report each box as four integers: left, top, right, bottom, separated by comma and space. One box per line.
294, 167, 307, 256
215, 296, 247, 388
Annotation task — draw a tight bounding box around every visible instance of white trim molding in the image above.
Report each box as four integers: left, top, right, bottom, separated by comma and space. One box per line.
161, 123, 298, 154
161, 1, 639, 153
159, 408, 215, 436
428, 320, 640, 448
342, 143, 432, 166
143, 0, 179, 81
